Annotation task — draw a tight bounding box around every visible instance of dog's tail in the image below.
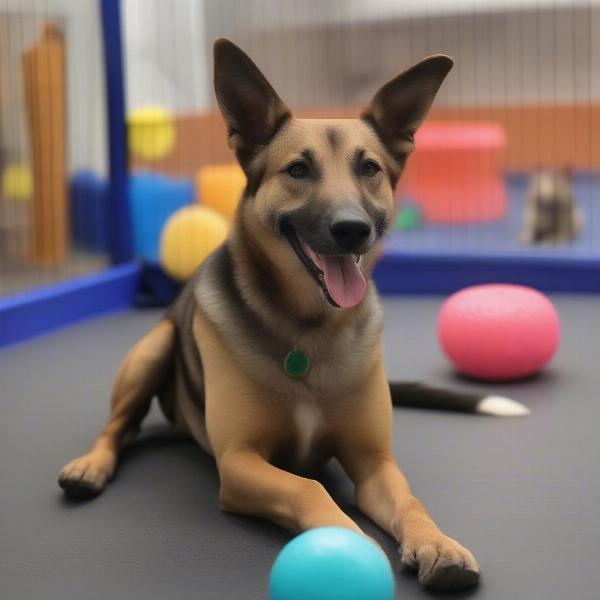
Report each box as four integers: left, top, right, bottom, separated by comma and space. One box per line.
389, 382, 530, 417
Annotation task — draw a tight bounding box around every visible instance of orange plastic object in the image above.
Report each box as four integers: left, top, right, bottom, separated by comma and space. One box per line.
401, 123, 506, 223
196, 163, 246, 220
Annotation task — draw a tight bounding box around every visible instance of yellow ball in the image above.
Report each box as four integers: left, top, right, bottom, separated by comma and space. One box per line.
197, 163, 246, 220
2, 164, 33, 200
128, 105, 176, 160
160, 205, 229, 281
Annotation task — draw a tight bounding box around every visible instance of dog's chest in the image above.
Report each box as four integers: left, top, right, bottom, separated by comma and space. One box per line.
292, 401, 323, 462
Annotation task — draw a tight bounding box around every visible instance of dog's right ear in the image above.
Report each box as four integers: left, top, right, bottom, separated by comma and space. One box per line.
213, 38, 291, 161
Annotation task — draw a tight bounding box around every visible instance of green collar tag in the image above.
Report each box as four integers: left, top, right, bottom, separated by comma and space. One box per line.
284, 348, 310, 378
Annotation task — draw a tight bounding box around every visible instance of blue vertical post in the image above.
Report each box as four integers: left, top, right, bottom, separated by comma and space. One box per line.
100, 0, 133, 263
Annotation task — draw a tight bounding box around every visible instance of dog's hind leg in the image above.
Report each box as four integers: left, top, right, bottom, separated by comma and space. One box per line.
58, 319, 175, 499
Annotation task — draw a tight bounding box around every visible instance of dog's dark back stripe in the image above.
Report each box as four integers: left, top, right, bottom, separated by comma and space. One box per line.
166, 281, 205, 412
211, 243, 288, 362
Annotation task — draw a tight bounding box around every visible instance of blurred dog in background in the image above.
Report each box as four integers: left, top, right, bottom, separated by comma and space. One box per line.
521, 169, 582, 245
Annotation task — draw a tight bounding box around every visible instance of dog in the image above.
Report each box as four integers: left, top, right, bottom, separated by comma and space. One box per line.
59, 39, 528, 591
520, 169, 582, 245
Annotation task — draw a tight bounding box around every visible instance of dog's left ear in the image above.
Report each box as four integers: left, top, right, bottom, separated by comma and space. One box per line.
362, 55, 453, 160
213, 38, 291, 161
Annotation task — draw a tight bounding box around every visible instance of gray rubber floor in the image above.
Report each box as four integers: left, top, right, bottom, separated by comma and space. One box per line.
1, 296, 599, 600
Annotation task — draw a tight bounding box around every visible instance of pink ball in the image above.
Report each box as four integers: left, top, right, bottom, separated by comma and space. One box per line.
437, 284, 560, 381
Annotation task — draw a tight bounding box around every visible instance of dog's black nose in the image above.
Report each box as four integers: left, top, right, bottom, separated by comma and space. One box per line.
330, 212, 372, 252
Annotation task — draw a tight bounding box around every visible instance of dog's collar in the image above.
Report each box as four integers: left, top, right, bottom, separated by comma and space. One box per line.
284, 347, 310, 378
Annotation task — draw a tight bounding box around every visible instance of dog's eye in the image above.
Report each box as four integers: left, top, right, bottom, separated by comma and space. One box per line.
361, 160, 381, 177
287, 162, 310, 179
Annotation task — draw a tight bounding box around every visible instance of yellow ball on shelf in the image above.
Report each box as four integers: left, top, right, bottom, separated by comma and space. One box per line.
160, 205, 229, 281
2, 164, 33, 201
128, 105, 176, 160
197, 163, 246, 220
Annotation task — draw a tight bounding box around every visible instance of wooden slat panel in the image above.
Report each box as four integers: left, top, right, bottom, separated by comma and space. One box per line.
22, 23, 67, 266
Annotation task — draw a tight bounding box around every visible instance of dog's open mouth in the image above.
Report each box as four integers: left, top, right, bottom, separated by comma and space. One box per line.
282, 224, 367, 309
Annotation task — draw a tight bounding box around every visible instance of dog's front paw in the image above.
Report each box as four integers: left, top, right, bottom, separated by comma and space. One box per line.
58, 451, 116, 499
399, 533, 481, 591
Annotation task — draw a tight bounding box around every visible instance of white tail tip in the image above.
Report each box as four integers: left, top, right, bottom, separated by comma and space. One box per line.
476, 396, 530, 417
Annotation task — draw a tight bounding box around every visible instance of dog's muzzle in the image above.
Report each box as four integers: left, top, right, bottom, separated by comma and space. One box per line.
280, 218, 368, 309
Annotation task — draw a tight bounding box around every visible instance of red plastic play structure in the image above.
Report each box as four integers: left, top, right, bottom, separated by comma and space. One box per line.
401, 123, 506, 223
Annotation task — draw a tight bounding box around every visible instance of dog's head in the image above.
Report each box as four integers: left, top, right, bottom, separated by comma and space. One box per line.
214, 38, 452, 309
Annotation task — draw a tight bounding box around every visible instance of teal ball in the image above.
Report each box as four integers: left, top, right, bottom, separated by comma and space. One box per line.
269, 527, 395, 600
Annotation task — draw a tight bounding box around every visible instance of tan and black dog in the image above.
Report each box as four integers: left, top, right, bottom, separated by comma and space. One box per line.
59, 39, 528, 591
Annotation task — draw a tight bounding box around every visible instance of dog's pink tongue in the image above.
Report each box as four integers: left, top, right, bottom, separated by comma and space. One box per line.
320, 255, 367, 308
